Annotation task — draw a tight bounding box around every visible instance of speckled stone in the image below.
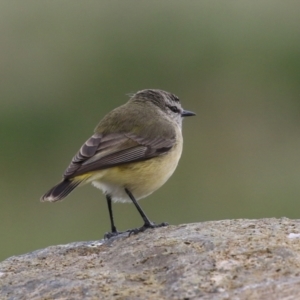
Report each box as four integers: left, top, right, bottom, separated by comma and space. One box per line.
1, 218, 300, 299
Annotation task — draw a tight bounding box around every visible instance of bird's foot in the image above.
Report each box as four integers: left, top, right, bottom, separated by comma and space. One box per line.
104, 222, 168, 239
127, 221, 168, 236
104, 230, 124, 240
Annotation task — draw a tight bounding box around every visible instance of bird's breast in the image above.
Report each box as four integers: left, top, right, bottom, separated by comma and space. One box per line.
90, 134, 183, 203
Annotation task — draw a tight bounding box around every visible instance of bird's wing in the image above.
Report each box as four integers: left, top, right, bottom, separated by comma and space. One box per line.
63, 132, 175, 178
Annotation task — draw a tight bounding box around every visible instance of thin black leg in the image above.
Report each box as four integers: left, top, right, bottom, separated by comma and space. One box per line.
104, 194, 121, 239
106, 194, 117, 233
104, 190, 168, 240
125, 188, 168, 234
125, 188, 153, 226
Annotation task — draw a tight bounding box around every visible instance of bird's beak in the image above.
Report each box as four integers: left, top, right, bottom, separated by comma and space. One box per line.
181, 110, 196, 117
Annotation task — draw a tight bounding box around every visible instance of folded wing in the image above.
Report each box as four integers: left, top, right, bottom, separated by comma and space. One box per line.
63, 132, 175, 179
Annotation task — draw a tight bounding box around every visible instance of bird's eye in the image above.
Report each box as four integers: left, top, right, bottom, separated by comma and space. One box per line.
168, 105, 180, 114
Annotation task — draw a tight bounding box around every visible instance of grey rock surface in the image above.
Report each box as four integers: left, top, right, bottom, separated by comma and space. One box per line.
1, 218, 300, 299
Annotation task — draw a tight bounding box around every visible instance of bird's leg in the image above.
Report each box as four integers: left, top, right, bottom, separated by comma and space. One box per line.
125, 188, 153, 226
104, 194, 120, 239
125, 188, 168, 235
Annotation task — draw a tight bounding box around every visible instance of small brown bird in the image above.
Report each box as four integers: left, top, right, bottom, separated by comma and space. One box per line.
41, 89, 195, 238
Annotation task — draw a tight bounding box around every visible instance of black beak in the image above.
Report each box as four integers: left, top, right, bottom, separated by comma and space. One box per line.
181, 110, 196, 117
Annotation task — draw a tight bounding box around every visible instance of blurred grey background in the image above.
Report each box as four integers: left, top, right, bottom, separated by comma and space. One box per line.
1, 1, 300, 261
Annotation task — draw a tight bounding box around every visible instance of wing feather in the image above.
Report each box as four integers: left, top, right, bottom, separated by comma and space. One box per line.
63, 132, 175, 179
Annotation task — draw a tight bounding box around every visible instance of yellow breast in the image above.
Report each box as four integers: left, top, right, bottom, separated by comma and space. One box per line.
88, 132, 183, 202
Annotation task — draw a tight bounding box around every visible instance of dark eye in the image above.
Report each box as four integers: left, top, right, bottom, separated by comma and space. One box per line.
168, 105, 180, 113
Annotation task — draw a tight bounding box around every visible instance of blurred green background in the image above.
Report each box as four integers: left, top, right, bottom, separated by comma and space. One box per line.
1, 1, 300, 261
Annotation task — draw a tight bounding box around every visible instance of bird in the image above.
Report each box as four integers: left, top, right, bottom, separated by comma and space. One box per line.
41, 89, 195, 238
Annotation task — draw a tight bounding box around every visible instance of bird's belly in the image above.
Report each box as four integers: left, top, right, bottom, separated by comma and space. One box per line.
89, 141, 182, 203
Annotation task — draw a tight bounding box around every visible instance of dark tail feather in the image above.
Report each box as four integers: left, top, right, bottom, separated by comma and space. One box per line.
40, 179, 82, 202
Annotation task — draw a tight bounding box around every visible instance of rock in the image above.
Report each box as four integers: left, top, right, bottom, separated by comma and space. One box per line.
1, 218, 300, 299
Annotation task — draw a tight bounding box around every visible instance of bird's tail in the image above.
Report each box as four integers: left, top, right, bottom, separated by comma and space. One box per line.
40, 178, 84, 202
